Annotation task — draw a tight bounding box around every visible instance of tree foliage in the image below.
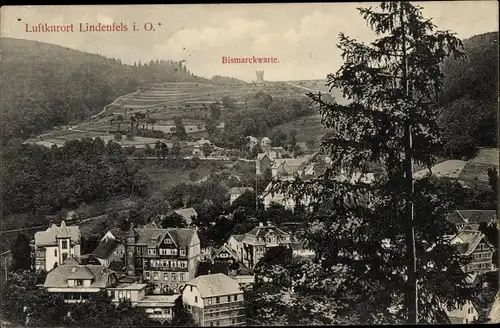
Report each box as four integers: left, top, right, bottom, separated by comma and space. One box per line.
214, 94, 313, 150
438, 32, 498, 154
0, 38, 245, 145
271, 2, 477, 324
11, 233, 32, 271
0, 138, 150, 216
0, 271, 161, 327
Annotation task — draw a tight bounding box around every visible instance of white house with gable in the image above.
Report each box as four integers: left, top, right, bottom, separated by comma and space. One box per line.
32, 221, 81, 272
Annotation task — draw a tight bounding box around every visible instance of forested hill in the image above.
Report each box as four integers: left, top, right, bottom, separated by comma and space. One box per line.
0, 38, 244, 144
439, 31, 499, 157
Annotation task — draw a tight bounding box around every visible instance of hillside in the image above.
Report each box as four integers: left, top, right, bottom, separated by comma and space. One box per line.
0, 38, 244, 145
273, 32, 499, 152
438, 32, 499, 157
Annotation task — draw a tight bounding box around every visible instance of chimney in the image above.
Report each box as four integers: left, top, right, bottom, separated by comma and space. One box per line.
259, 222, 264, 227
267, 221, 272, 227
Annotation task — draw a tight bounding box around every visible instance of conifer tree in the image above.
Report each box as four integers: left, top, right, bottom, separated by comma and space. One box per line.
275, 1, 476, 324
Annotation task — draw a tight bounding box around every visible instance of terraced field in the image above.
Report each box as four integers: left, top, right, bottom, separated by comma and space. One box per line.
28, 80, 337, 149
106, 81, 310, 115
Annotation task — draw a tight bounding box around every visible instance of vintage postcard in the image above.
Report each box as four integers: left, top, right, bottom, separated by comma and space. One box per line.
0, 2, 499, 326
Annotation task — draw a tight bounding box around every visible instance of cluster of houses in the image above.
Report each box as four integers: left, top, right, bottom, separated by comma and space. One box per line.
29, 206, 497, 325
26, 135, 498, 326
29, 212, 316, 326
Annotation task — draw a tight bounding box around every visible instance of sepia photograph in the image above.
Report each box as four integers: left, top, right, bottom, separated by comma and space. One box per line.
0, 1, 499, 326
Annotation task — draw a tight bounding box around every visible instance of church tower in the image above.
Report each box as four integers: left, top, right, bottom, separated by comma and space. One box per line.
125, 224, 136, 276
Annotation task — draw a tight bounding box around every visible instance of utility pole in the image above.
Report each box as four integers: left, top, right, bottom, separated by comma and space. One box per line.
400, 3, 418, 324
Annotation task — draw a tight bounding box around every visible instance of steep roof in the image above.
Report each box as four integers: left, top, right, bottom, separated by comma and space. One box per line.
449, 210, 498, 226
447, 211, 468, 226
92, 239, 121, 259
290, 240, 310, 251
443, 301, 477, 324
187, 273, 242, 298
107, 228, 131, 242
173, 207, 198, 225
134, 227, 195, 248
229, 187, 254, 195
257, 152, 274, 161
44, 261, 115, 288
231, 234, 245, 242
213, 244, 239, 260
34, 221, 81, 246
244, 223, 290, 243
450, 230, 494, 255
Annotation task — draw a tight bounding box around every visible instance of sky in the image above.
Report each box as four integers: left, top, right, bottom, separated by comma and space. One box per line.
1, 2, 498, 82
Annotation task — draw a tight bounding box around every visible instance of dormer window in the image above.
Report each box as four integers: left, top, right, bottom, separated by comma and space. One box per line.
76, 279, 84, 286
62, 240, 68, 249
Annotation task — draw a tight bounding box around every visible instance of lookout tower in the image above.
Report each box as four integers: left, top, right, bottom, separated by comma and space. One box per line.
256, 70, 264, 83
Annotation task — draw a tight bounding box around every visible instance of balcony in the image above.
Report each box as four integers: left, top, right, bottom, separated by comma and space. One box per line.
147, 314, 173, 320
205, 300, 244, 309
203, 313, 246, 322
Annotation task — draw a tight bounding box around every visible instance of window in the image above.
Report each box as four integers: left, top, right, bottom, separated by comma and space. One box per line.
210, 323, 214, 327
164, 238, 172, 244
153, 272, 159, 280
76, 280, 84, 286
171, 261, 177, 268
145, 271, 150, 279
190, 286, 193, 292
179, 261, 187, 268
171, 273, 177, 281
195, 296, 198, 303
216, 321, 220, 326
62, 253, 68, 261
164, 273, 169, 280
207, 298, 212, 305
159, 248, 167, 255
180, 249, 186, 256
126, 291, 131, 299
148, 248, 156, 255
118, 291, 123, 299
62, 240, 68, 249
54, 249, 58, 257
233, 295, 237, 301
216, 297, 220, 304
180, 273, 185, 281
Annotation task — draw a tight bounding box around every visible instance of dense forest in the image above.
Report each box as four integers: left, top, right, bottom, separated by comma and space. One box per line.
214, 92, 314, 149
438, 32, 499, 158
0, 38, 244, 145
0, 138, 150, 217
